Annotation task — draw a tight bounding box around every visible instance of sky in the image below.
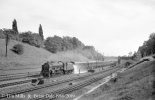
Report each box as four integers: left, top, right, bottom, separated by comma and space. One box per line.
0, 0, 155, 56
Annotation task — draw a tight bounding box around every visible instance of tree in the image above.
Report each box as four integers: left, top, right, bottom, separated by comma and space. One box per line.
62, 36, 74, 50
128, 52, 132, 57
19, 31, 33, 44
12, 19, 18, 33
118, 56, 121, 64
137, 33, 155, 58
131, 51, 137, 60
72, 37, 83, 49
39, 24, 44, 40
44, 36, 63, 53
44, 36, 85, 53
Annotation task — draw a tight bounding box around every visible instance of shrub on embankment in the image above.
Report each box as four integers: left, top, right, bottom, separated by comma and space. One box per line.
11, 44, 24, 55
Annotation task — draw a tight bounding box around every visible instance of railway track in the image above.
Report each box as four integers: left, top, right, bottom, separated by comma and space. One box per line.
0, 66, 119, 99
0, 79, 32, 88
31, 67, 119, 100
0, 66, 111, 88
34, 77, 105, 100
0, 72, 73, 88
0, 72, 40, 82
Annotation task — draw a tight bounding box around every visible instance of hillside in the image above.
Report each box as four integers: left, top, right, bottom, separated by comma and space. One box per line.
0, 39, 91, 71
0, 39, 51, 69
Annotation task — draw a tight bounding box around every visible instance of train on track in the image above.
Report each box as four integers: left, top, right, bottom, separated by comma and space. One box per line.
41, 61, 75, 77
40, 61, 117, 78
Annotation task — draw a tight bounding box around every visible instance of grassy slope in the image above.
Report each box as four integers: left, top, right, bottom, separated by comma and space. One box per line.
0, 39, 51, 69
0, 39, 90, 70
81, 60, 155, 100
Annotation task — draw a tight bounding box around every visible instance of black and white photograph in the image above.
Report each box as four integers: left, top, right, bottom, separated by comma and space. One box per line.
0, 0, 155, 100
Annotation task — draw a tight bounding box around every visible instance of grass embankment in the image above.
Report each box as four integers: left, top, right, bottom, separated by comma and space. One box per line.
0, 39, 90, 70
80, 60, 155, 100
0, 39, 51, 69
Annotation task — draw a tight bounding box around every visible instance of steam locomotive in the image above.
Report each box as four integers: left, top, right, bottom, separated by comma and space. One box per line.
40, 61, 117, 78
40, 61, 74, 77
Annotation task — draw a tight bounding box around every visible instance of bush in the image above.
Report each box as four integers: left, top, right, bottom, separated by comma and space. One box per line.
11, 44, 24, 55
19, 31, 43, 48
